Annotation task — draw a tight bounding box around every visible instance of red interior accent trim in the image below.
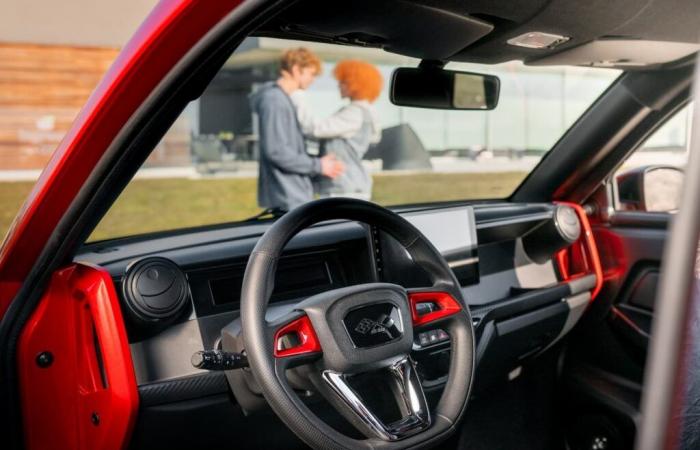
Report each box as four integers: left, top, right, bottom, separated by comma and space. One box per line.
409, 291, 462, 326
18, 264, 138, 450
555, 202, 604, 300
555, 250, 570, 279
274, 315, 322, 358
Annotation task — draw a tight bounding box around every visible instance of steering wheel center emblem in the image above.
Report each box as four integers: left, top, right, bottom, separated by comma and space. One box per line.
344, 303, 403, 348
354, 315, 395, 337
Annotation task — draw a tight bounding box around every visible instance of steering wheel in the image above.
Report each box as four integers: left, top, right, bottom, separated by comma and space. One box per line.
240, 198, 475, 449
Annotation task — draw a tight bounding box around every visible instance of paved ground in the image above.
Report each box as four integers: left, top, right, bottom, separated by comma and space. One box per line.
0, 152, 685, 183
0, 156, 543, 182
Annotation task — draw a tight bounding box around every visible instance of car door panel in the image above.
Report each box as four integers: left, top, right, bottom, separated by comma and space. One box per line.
17, 263, 138, 450
561, 214, 669, 449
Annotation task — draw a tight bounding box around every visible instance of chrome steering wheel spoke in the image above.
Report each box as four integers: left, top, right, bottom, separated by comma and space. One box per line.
321, 356, 430, 441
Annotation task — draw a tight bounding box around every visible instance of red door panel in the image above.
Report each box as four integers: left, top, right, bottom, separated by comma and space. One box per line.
18, 263, 138, 450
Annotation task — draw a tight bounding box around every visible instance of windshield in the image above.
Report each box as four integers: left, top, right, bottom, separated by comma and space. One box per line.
85, 38, 619, 241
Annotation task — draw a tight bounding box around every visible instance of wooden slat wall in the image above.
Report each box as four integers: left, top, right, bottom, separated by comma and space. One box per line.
0, 44, 116, 170
0, 43, 190, 171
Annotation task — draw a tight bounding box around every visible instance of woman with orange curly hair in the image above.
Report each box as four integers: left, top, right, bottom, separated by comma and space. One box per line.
292, 59, 383, 200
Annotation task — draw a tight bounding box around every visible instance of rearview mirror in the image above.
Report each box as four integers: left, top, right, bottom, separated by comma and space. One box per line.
390, 67, 500, 110
616, 165, 684, 212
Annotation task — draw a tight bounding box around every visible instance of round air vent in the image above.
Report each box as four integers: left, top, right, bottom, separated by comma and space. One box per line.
121, 257, 189, 325
523, 205, 582, 264
554, 205, 581, 243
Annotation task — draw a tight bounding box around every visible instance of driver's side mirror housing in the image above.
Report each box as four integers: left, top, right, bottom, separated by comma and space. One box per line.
616, 165, 684, 212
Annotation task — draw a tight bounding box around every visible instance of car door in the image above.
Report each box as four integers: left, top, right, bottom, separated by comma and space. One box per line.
561, 103, 691, 450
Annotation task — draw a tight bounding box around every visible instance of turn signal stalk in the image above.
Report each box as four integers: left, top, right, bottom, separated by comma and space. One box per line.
191, 350, 248, 370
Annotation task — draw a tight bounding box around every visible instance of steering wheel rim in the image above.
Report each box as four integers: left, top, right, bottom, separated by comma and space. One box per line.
240, 198, 475, 450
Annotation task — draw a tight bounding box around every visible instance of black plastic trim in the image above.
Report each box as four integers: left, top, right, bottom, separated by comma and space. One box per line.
139, 372, 230, 407
608, 211, 671, 229
470, 274, 596, 326
512, 64, 693, 204
566, 362, 641, 427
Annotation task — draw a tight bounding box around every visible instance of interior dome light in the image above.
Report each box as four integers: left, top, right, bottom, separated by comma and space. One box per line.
507, 32, 570, 49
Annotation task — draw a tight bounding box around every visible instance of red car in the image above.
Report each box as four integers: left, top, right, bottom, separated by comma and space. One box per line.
1, 1, 700, 449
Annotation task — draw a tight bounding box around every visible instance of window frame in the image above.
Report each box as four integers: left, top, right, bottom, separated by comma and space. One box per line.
608, 100, 692, 214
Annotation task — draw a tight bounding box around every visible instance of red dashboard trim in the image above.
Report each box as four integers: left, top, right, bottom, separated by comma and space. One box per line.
555, 202, 604, 300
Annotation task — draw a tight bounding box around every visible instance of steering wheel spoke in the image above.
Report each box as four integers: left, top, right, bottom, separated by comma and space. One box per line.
321, 356, 430, 441
407, 288, 463, 328
268, 311, 322, 367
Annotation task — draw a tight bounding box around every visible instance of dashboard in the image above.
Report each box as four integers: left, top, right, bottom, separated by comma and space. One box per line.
76, 201, 597, 436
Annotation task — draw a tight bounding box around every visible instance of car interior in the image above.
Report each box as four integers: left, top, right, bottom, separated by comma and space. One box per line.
5, 0, 700, 449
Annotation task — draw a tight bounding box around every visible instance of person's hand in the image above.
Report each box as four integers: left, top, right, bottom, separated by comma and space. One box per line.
320, 154, 345, 179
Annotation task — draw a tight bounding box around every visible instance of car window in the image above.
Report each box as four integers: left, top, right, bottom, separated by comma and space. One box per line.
0, 45, 122, 243
76, 38, 620, 241
614, 103, 692, 213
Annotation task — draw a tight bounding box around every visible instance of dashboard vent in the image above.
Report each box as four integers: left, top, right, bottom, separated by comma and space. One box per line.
121, 257, 190, 326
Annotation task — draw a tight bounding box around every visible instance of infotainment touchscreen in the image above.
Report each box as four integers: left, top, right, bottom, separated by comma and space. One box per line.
403, 206, 479, 285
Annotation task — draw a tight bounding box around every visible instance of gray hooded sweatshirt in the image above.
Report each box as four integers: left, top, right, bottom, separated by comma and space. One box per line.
290, 93, 381, 199
250, 82, 321, 211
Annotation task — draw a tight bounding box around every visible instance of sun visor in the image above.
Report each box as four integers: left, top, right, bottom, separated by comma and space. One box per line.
527, 40, 700, 69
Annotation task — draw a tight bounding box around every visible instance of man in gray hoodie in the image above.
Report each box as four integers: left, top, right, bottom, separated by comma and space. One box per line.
250, 48, 344, 212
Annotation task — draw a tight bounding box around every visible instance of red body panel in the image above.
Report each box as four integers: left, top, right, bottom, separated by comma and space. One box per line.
18, 264, 138, 450
0, 0, 243, 318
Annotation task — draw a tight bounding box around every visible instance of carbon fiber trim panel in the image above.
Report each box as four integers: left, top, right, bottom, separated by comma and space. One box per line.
139, 372, 229, 407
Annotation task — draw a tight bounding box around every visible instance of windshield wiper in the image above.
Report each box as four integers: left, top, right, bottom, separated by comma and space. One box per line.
242, 207, 287, 222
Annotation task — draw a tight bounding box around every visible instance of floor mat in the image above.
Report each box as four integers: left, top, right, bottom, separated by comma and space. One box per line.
455, 351, 564, 450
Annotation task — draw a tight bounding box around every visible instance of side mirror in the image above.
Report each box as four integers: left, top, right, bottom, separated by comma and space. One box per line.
616, 165, 684, 212
390, 67, 500, 110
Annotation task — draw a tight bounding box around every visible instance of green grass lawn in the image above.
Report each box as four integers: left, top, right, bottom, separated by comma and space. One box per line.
0, 172, 525, 242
